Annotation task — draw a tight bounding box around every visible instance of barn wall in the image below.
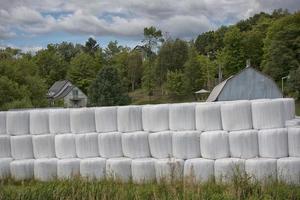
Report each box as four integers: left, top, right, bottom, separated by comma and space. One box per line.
218, 68, 282, 101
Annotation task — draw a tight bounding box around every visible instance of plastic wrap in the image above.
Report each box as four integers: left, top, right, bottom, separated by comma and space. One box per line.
285, 119, 300, 127
10, 159, 34, 180
229, 129, 258, 159
55, 134, 76, 158
148, 131, 172, 159
0, 135, 11, 158
75, 133, 99, 158
258, 128, 288, 158
245, 158, 277, 182
29, 110, 49, 135
277, 157, 300, 185
131, 158, 156, 183
195, 103, 222, 131
95, 107, 117, 133
155, 158, 184, 182
0, 158, 12, 179
34, 158, 58, 181
0, 112, 6, 135
106, 157, 132, 182
200, 131, 229, 159
252, 100, 285, 129
221, 101, 252, 131
70, 108, 96, 134
169, 103, 195, 131
117, 106, 142, 132
142, 104, 169, 132
57, 158, 81, 179
80, 157, 106, 180
273, 98, 295, 121
172, 131, 201, 159
214, 158, 245, 183
184, 158, 214, 183
122, 131, 150, 158
7, 110, 30, 135
288, 127, 300, 157
32, 134, 55, 158
98, 132, 123, 158
11, 135, 33, 159
49, 109, 71, 134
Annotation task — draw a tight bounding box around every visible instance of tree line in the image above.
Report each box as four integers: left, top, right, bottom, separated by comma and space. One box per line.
0, 9, 299, 110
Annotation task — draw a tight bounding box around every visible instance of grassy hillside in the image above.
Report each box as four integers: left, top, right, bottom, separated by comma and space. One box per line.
1, 178, 300, 200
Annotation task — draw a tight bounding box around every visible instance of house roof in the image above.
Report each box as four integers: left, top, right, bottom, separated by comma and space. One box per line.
47, 80, 74, 100
206, 66, 281, 102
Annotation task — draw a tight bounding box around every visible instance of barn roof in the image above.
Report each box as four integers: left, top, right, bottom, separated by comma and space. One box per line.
47, 80, 75, 100
206, 66, 281, 102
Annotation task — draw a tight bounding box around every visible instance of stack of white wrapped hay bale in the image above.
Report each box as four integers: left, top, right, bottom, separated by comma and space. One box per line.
0, 98, 299, 184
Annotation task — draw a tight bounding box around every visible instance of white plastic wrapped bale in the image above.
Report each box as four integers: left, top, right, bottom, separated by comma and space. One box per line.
277, 157, 300, 185
0, 158, 13, 179
10, 159, 34, 180
286, 118, 300, 127
288, 127, 300, 157
55, 134, 76, 158
6, 110, 29, 135
214, 158, 245, 183
142, 104, 169, 132
258, 128, 288, 158
200, 131, 229, 159
0, 135, 11, 158
32, 134, 55, 158
49, 109, 70, 134
106, 157, 132, 182
29, 110, 49, 135
221, 101, 252, 131
169, 103, 195, 131
172, 131, 201, 159
80, 158, 106, 180
252, 100, 285, 129
195, 103, 222, 131
117, 106, 142, 132
34, 158, 58, 181
184, 158, 214, 183
70, 108, 96, 134
11, 135, 33, 159
148, 131, 172, 159
155, 158, 184, 183
229, 130, 258, 159
273, 98, 295, 121
122, 131, 150, 158
75, 133, 99, 158
0, 112, 6, 135
98, 132, 123, 158
245, 158, 277, 182
131, 158, 156, 183
57, 158, 81, 179
95, 107, 117, 133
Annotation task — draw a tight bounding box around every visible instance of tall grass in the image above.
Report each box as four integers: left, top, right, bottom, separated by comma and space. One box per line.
0, 173, 300, 200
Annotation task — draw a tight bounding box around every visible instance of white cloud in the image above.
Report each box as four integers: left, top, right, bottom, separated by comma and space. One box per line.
0, 0, 299, 41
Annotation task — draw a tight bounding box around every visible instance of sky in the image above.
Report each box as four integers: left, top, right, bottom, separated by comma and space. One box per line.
0, 0, 299, 52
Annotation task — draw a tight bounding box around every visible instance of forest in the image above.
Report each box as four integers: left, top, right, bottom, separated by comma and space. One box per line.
0, 9, 299, 110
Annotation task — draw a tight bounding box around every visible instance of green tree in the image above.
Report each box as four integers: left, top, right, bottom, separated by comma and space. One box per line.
88, 66, 131, 106
262, 12, 300, 82
67, 53, 101, 94
127, 51, 143, 91
142, 60, 156, 97
83, 37, 100, 56
166, 70, 186, 97
142, 26, 164, 58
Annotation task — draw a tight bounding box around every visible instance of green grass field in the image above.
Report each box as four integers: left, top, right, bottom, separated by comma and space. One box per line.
1, 177, 300, 200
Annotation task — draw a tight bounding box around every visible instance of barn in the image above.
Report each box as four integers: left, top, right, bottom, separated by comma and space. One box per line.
207, 66, 282, 102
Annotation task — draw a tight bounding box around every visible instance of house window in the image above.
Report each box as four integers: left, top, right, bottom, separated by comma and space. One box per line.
72, 89, 78, 98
